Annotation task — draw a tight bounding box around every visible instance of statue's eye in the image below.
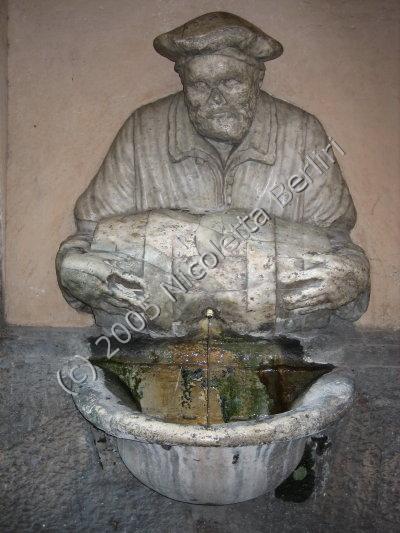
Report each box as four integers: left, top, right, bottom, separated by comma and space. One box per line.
221, 79, 240, 90
190, 81, 208, 91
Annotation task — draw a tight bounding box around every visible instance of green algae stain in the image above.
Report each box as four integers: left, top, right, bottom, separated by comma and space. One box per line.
213, 367, 270, 422
293, 466, 308, 481
96, 359, 145, 405
180, 367, 204, 408
92, 338, 332, 426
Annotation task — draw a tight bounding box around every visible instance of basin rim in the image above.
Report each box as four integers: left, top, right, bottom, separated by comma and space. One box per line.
72, 365, 354, 447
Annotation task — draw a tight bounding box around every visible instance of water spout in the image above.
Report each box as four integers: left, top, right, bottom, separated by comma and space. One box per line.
205, 308, 214, 426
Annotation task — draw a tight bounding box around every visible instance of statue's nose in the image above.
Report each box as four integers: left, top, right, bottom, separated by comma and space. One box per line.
208, 87, 226, 106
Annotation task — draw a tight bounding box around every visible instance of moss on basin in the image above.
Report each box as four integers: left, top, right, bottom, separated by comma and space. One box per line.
94, 337, 332, 425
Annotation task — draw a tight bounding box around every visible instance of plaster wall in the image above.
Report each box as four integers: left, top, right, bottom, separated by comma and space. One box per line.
5, 0, 400, 327
0, 0, 7, 323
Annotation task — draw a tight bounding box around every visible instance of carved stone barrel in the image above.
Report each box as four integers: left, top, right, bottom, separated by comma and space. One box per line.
89, 209, 335, 337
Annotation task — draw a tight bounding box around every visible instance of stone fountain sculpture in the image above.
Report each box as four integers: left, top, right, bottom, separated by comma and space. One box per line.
56, 12, 369, 504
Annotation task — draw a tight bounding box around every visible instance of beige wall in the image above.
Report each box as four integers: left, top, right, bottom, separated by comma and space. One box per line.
0, 0, 7, 322
5, 0, 400, 328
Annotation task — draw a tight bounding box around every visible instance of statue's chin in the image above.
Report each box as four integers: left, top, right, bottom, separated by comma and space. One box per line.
192, 116, 251, 144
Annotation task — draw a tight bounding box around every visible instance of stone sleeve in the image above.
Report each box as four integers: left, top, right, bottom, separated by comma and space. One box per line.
302, 115, 356, 231
55, 231, 95, 312
327, 228, 370, 321
56, 113, 137, 311
301, 118, 370, 320
74, 113, 137, 230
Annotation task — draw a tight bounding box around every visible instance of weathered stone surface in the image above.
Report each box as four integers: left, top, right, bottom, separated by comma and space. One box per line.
118, 438, 307, 505
0, 325, 399, 530
71, 348, 352, 504
72, 362, 353, 447
56, 12, 370, 334
60, 211, 370, 338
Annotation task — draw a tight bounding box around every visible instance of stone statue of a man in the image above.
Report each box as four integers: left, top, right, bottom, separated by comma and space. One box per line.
56, 12, 369, 336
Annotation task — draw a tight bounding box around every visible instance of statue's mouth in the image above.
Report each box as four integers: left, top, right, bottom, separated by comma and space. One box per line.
209, 111, 234, 118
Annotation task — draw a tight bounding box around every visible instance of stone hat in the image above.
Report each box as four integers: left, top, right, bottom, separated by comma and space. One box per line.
153, 12, 283, 67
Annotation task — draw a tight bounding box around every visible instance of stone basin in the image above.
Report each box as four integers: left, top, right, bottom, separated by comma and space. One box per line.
72, 338, 354, 504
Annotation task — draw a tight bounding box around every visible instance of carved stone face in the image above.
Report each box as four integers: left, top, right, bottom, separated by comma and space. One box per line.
180, 55, 264, 144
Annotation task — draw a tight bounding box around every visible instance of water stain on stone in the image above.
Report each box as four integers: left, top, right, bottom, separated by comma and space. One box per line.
311, 434, 331, 456
258, 362, 333, 415
274, 442, 316, 502
92, 337, 333, 426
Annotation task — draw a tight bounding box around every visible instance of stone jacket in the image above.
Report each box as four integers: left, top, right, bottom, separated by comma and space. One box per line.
59, 91, 369, 320
74, 90, 356, 233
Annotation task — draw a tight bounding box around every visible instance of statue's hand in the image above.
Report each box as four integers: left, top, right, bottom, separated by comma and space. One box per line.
60, 251, 146, 313
279, 252, 369, 312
